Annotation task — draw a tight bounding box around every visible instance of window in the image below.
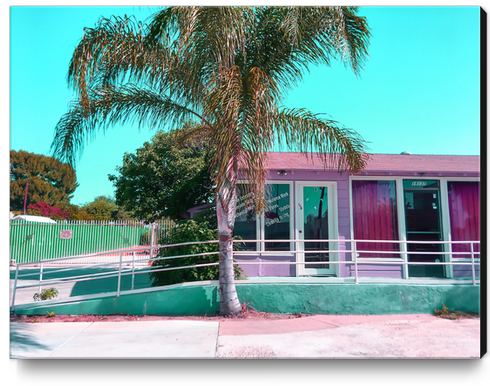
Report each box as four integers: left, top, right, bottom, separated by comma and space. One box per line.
234, 186, 257, 251
264, 184, 291, 251
234, 183, 292, 252
448, 181, 480, 258
352, 180, 400, 258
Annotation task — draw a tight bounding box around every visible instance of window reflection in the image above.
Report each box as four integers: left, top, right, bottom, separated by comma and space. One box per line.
234, 183, 291, 252
303, 186, 329, 269
265, 184, 290, 251
234, 185, 256, 251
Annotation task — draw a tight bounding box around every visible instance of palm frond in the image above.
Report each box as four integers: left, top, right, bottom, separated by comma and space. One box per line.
68, 15, 147, 111
273, 107, 370, 173
51, 85, 207, 165
146, 7, 253, 104
245, 6, 371, 95
325, 6, 371, 75
50, 103, 95, 166
169, 121, 213, 150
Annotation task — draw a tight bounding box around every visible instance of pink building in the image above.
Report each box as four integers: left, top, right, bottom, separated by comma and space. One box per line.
231, 152, 480, 281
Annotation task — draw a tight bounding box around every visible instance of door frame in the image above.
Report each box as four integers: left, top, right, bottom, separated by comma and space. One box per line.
402, 180, 445, 278
295, 181, 338, 276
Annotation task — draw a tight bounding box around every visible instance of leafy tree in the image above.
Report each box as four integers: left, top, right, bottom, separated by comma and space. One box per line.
192, 205, 218, 229
48, 196, 135, 221
109, 124, 214, 222
112, 206, 136, 221
51, 7, 370, 315
58, 203, 95, 221
67, 208, 94, 221
10, 150, 78, 211
82, 196, 119, 220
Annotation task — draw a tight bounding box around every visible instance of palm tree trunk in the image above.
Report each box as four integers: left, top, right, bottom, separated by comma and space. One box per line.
216, 183, 241, 316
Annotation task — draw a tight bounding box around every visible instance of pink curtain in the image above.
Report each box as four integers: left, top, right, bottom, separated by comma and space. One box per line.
448, 181, 480, 258
352, 180, 399, 258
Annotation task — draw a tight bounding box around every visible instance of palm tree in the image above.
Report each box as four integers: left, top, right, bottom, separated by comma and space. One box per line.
51, 6, 371, 315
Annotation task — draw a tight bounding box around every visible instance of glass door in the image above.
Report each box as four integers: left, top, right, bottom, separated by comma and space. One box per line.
296, 183, 337, 276
403, 180, 444, 278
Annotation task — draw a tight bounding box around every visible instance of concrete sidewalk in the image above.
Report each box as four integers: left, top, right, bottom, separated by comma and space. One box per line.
10, 320, 219, 359
10, 314, 481, 359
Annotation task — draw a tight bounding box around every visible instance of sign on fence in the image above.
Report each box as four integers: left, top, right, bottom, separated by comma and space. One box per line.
60, 230, 73, 240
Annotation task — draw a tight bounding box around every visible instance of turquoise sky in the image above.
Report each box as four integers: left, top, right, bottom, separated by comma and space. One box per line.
9, 6, 481, 206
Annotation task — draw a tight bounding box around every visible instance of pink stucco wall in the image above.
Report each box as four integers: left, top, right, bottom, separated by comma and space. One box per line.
234, 169, 368, 278
222, 152, 480, 279
233, 169, 411, 279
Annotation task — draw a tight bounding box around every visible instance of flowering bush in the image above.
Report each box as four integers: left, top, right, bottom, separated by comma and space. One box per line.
27, 201, 69, 220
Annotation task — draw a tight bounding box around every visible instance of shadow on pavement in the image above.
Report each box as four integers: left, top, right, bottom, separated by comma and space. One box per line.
10, 323, 50, 352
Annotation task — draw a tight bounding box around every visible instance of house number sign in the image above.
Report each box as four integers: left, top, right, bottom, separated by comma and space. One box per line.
60, 230, 73, 240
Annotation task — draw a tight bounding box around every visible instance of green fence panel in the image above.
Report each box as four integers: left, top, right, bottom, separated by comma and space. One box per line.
10, 220, 174, 264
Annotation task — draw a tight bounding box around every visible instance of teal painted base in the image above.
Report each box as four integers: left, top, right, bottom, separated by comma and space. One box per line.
13, 285, 219, 316
13, 282, 480, 316
237, 283, 480, 315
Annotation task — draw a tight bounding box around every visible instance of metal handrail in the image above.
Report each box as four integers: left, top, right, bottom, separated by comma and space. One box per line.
10, 238, 480, 312
233, 238, 480, 286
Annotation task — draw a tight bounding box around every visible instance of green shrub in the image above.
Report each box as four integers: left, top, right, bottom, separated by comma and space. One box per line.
191, 206, 217, 229
33, 287, 59, 301
150, 220, 246, 286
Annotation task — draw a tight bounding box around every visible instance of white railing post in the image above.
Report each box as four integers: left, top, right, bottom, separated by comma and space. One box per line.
131, 251, 136, 290
470, 242, 476, 286
353, 240, 359, 284
38, 262, 43, 297
150, 222, 155, 259
11, 264, 20, 311
295, 238, 299, 275
117, 252, 123, 297
402, 240, 409, 280
448, 239, 453, 279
